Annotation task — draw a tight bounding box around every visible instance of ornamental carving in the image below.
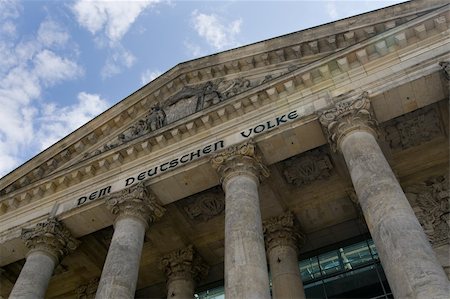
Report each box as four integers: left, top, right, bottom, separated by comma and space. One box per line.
211, 141, 269, 184
105, 182, 165, 226
21, 217, 79, 262
282, 148, 333, 186
405, 174, 449, 247
179, 187, 225, 222
76, 277, 99, 299
318, 91, 378, 152
263, 211, 305, 254
383, 107, 443, 150
160, 245, 209, 283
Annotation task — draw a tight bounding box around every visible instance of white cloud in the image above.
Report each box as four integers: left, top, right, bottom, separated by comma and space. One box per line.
191, 10, 242, 50
326, 1, 339, 20
38, 92, 109, 150
140, 69, 162, 85
34, 50, 83, 85
0, 9, 87, 177
37, 19, 70, 47
101, 46, 136, 78
0, 0, 22, 20
72, 0, 160, 44
72, 0, 160, 78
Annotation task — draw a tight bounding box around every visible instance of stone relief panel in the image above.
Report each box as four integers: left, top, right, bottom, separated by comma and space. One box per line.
85, 68, 294, 158
281, 148, 333, 187
177, 186, 224, 222
76, 277, 99, 299
382, 106, 443, 150
405, 174, 449, 247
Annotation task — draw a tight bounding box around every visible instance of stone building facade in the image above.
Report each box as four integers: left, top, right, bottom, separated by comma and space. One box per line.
0, 0, 449, 298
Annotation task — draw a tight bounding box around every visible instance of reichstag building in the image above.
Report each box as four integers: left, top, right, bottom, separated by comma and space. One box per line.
1, 0, 449, 298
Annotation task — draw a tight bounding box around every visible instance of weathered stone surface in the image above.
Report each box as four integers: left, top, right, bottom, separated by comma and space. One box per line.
318, 91, 378, 152
76, 278, 99, 299
160, 245, 208, 299
9, 251, 56, 299
405, 174, 449, 247
383, 106, 443, 150
211, 142, 270, 299
263, 212, 306, 299
105, 182, 166, 226
179, 187, 224, 222
96, 183, 166, 299
95, 217, 146, 299
9, 218, 78, 299
340, 131, 450, 298
282, 148, 333, 186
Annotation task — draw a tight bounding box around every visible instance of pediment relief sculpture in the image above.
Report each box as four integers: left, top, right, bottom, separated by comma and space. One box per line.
85, 73, 285, 158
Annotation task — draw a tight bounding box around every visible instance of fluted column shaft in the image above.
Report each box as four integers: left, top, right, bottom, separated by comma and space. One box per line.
319, 93, 450, 299
95, 182, 165, 299
9, 218, 79, 299
264, 212, 305, 299
212, 142, 270, 299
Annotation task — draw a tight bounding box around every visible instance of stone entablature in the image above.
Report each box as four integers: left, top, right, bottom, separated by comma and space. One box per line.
0, 3, 447, 200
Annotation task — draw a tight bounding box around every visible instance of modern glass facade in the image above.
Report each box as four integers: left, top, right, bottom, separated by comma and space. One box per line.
195, 239, 392, 299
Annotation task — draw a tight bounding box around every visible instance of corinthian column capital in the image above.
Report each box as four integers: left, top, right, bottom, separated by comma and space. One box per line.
105, 182, 165, 227
160, 245, 209, 284
21, 217, 79, 263
211, 141, 269, 185
263, 212, 305, 254
318, 91, 378, 152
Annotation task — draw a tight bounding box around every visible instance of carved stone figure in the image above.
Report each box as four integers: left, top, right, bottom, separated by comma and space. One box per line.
405, 174, 449, 247
146, 102, 166, 131
196, 81, 223, 110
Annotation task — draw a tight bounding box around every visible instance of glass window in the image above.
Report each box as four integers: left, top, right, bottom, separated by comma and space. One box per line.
318, 250, 342, 275
368, 239, 379, 260
340, 241, 374, 268
300, 257, 321, 281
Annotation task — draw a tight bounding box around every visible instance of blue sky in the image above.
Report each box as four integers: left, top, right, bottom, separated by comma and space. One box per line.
0, 0, 407, 178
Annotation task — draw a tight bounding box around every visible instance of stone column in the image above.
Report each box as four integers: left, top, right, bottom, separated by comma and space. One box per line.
160, 245, 208, 299
211, 141, 271, 299
9, 218, 79, 299
263, 212, 306, 299
319, 92, 450, 299
95, 182, 165, 299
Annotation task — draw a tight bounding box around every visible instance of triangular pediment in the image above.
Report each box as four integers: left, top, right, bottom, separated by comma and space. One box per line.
0, 0, 448, 216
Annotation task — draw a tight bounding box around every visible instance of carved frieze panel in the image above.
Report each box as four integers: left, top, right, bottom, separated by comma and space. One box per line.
382, 106, 443, 150
282, 148, 333, 187
405, 174, 449, 247
76, 277, 99, 299
178, 187, 224, 222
